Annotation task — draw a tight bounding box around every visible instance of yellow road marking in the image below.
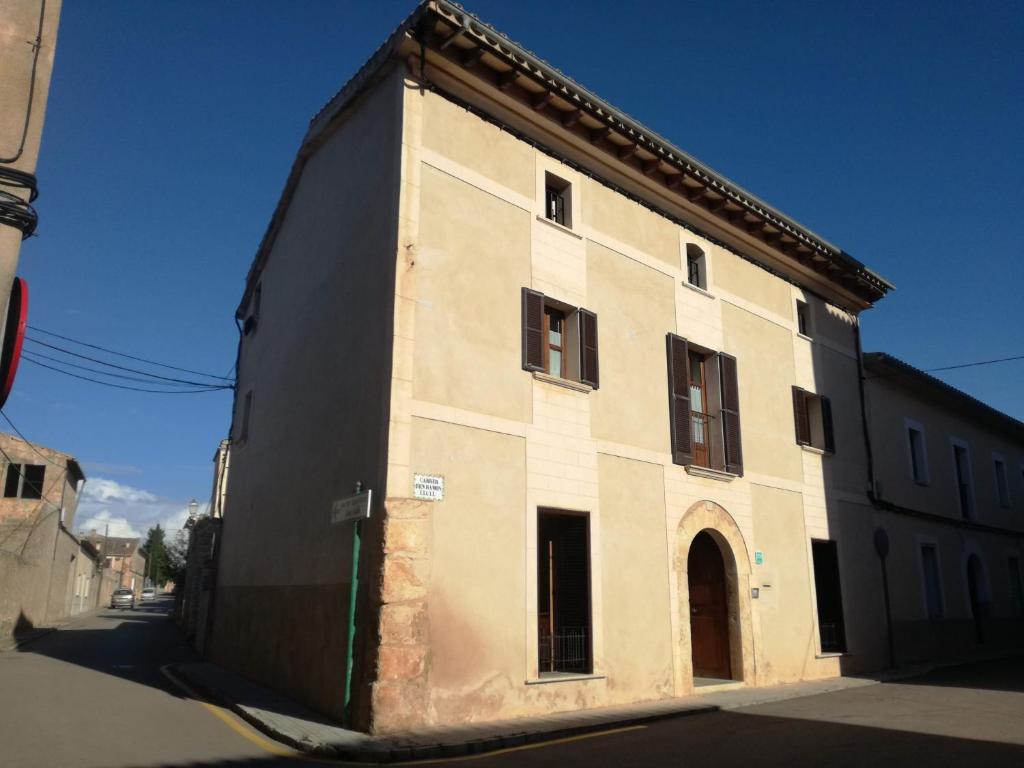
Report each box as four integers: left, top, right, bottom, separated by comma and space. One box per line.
160, 664, 646, 765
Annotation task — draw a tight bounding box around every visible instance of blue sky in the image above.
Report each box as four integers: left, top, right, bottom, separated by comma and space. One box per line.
9, 1, 1022, 535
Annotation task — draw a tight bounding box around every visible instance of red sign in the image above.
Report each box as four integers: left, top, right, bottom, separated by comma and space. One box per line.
0, 277, 28, 409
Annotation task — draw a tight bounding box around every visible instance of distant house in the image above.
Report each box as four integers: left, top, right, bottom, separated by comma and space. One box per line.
0, 433, 97, 643
82, 534, 146, 596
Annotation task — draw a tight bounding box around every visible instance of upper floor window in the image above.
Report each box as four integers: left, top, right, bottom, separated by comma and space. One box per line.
244, 283, 263, 336
238, 390, 254, 444
993, 455, 1010, 507
3, 463, 45, 500
796, 300, 812, 338
685, 244, 707, 290
905, 420, 929, 485
951, 439, 974, 519
920, 543, 944, 620
1009, 556, 1024, 617
544, 172, 572, 228
792, 387, 835, 453
521, 288, 598, 388
667, 334, 743, 475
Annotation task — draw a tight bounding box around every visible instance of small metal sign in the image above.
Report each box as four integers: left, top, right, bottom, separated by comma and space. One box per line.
754, 550, 764, 566
331, 490, 372, 524
413, 474, 444, 501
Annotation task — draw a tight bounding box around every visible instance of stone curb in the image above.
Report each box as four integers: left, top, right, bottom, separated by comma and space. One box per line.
169, 662, 719, 764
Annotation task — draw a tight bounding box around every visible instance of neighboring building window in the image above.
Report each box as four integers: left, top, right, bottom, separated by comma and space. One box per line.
537, 509, 591, 676
920, 543, 943, 620
666, 334, 743, 475
686, 244, 706, 290
952, 440, 974, 519
811, 540, 847, 653
796, 300, 812, 337
239, 391, 254, 443
905, 420, 929, 485
544, 172, 572, 228
2, 463, 45, 499
993, 455, 1010, 507
1009, 556, 1024, 617
521, 288, 599, 388
792, 387, 835, 453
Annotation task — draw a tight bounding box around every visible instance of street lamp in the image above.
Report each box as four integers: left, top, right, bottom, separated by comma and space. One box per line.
188, 498, 199, 522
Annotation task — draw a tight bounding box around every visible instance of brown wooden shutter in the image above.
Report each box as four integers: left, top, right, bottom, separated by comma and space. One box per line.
792, 386, 811, 446
522, 288, 545, 372
821, 396, 835, 454
578, 309, 599, 389
719, 353, 743, 476
666, 334, 693, 465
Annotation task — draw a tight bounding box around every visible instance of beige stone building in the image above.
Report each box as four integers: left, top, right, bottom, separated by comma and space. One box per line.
861, 353, 1024, 661
212, 1, 1019, 734
0, 432, 93, 643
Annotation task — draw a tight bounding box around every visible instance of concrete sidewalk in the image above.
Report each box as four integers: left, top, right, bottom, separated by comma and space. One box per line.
170, 662, 910, 763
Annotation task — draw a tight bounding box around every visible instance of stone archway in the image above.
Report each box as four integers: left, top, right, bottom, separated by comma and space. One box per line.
674, 500, 754, 693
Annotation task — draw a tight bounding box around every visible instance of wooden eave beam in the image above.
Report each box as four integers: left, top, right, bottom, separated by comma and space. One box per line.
590, 126, 612, 143
532, 91, 553, 110
497, 68, 518, 91
642, 158, 661, 176
618, 143, 638, 160
561, 109, 582, 127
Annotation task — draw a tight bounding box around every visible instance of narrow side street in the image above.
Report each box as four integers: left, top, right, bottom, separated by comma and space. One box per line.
1, 601, 1022, 767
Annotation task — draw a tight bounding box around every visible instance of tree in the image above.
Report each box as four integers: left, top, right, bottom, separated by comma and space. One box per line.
142, 524, 168, 586
165, 527, 189, 589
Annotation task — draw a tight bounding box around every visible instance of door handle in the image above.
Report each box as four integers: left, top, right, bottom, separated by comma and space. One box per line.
691, 607, 698, 615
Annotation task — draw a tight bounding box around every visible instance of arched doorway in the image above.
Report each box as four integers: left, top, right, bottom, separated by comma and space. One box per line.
688, 530, 731, 679
967, 554, 985, 643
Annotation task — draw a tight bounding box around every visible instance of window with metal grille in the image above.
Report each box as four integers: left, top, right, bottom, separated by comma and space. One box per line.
811, 540, 847, 653
537, 510, 591, 676
686, 244, 706, 290
796, 300, 812, 337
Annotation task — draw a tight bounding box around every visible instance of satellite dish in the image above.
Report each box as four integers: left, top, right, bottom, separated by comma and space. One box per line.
0, 277, 27, 409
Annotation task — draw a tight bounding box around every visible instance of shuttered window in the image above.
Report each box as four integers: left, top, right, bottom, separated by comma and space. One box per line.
666, 334, 693, 466
667, 336, 743, 475
719, 353, 743, 476
521, 288, 599, 389
792, 386, 835, 454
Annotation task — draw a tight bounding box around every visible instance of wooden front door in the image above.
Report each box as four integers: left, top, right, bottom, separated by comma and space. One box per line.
688, 531, 731, 679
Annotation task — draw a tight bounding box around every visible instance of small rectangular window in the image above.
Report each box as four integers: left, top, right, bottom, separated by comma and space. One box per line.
952, 441, 973, 519
994, 456, 1010, 507
920, 544, 943, 620
244, 283, 262, 335
686, 244, 706, 290
3, 464, 21, 498
537, 510, 591, 676
792, 387, 835, 453
796, 300, 812, 337
239, 391, 254, 443
906, 423, 928, 484
544, 172, 572, 228
21, 465, 45, 500
811, 540, 847, 653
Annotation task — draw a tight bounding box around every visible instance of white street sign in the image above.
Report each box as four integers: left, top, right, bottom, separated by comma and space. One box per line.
413, 474, 444, 501
331, 490, 372, 524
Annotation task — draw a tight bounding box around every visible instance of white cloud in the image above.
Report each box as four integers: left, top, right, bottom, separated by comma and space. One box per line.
76, 509, 141, 538
74, 476, 207, 540
81, 478, 157, 504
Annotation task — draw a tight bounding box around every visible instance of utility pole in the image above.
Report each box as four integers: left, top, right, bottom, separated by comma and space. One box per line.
0, 0, 62, 334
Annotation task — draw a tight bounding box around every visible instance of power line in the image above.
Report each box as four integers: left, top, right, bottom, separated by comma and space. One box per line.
25, 337, 234, 388
22, 357, 231, 394
26, 325, 236, 382
22, 349, 221, 389
0, 409, 68, 469
925, 354, 1024, 373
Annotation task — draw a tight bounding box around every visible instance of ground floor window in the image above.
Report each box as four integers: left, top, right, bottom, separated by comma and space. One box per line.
538, 510, 592, 675
811, 540, 847, 653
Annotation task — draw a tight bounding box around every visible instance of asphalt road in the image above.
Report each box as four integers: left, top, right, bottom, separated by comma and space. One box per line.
2, 601, 1023, 767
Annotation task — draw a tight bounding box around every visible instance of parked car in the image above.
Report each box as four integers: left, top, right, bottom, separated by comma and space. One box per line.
140, 587, 156, 603
110, 588, 135, 610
